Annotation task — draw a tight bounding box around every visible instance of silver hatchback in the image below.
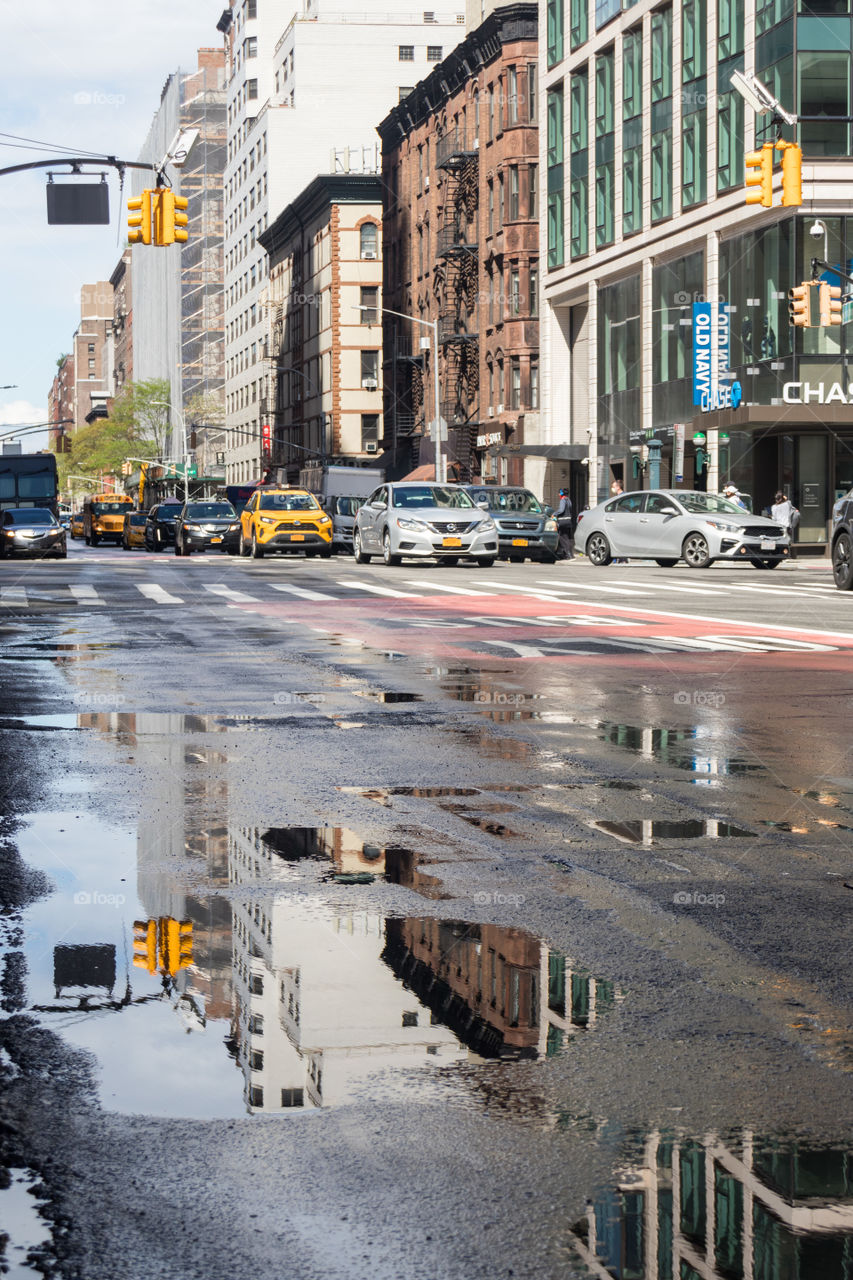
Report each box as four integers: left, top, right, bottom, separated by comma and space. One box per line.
353, 482, 498, 566
576, 489, 791, 569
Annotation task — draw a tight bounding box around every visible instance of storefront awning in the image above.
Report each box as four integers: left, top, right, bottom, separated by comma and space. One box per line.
694, 404, 853, 432
488, 443, 589, 460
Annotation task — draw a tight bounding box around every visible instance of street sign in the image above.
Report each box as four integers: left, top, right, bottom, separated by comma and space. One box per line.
428, 417, 448, 442
174, 463, 198, 478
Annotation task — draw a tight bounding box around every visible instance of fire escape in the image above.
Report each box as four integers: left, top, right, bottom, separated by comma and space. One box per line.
436, 126, 479, 482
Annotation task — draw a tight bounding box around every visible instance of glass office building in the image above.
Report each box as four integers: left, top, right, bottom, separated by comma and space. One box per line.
541, 0, 853, 549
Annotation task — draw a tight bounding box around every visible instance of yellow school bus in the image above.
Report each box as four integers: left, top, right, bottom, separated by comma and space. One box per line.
82, 492, 134, 546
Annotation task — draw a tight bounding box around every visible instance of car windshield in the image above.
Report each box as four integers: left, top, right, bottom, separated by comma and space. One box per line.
129, 514, 146, 525
92, 502, 130, 515
258, 493, 320, 512
677, 493, 746, 516
468, 488, 543, 513
392, 486, 475, 510
334, 496, 363, 516
185, 503, 236, 519
156, 507, 181, 521
3, 509, 57, 526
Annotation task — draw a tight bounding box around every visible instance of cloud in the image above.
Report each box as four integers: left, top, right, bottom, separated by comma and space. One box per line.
0, 400, 48, 428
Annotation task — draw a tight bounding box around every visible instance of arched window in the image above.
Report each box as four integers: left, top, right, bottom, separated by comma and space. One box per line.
360, 223, 378, 259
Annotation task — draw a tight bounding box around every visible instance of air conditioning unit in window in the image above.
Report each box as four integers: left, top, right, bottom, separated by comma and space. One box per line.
424, 176, 430, 190
488, 407, 494, 418
497, 403, 504, 413
362, 377, 378, 390
364, 441, 379, 454
363, 249, 377, 259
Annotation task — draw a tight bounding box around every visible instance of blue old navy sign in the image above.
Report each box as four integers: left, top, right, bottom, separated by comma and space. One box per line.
692, 303, 712, 407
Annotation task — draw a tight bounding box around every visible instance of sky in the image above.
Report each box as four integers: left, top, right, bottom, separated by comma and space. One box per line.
0, 0, 226, 448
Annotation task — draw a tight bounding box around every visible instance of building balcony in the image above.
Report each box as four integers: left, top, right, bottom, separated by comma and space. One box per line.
437, 222, 478, 258
436, 130, 479, 170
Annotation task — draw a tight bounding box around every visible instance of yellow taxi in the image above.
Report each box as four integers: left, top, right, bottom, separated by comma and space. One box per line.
70, 512, 84, 540
239, 486, 333, 559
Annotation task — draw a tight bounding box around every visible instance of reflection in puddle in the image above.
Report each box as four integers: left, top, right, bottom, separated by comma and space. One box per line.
352, 690, 424, 704
592, 818, 755, 845
600, 722, 766, 781
571, 1130, 853, 1280
14, 814, 620, 1117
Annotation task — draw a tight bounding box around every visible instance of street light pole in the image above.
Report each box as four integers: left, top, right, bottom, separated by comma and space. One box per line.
150, 401, 190, 501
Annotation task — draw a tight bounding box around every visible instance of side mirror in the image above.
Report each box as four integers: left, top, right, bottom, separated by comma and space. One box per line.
543, 505, 553, 516
659, 505, 679, 515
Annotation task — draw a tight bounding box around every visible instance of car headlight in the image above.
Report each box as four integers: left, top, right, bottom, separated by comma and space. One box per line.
397, 517, 428, 531
474, 518, 494, 530
184, 523, 201, 531
319, 515, 332, 526
544, 518, 558, 532
705, 520, 737, 532
259, 516, 278, 525
228, 522, 240, 531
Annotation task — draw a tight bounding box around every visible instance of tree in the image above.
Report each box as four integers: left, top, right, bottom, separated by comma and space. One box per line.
109, 379, 173, 457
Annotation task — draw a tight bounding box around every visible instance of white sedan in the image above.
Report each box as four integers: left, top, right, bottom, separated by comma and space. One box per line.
575, 489, 791, 569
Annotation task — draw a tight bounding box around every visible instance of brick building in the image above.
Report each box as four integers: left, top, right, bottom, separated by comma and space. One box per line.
47, 282, 114, 450
110, 250, 133, 397
378, 3, 539, 483
47, 351, 75, 451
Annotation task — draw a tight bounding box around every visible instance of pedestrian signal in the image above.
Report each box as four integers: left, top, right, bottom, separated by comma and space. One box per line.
745, 144, 774, 208
127, 190, 152, 245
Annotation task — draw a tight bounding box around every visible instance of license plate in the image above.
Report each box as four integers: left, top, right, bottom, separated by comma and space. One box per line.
512, 538, 529, 547
291, 533, 305, 541
210, 536, 223, 543
442, 537, 462, 548
760, 539, 775, 551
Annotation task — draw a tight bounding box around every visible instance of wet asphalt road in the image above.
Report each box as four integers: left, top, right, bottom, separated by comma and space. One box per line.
1, 542, 852, 1279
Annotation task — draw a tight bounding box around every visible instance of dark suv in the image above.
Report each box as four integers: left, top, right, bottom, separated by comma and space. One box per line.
174, 501, 241, 555
463, 486, 559, 563
831, 488, 853, 589
144, 502, 183, 552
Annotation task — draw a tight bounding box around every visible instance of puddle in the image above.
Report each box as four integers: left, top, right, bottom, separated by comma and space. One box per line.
599, 722, 767, 779
0, 714, 81, 731
761, 819, 853, 834
12, 813, 620, 1116
340, 786, 482, 804
352, 691, 425, 704
570, 1130, 853, 1280
0, 1167, 53, 1278
591, 818, 755, 845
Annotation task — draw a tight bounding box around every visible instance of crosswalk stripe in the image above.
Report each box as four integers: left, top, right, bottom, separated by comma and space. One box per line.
338, 580, 420, 599
204, 584, 260, 603
404, 579, 495, 596
269, 583, 335, 601
69, 584, 105, 605
137, 584, 183, 605
536, 579, 651, 596
472, 580, 569, 600
0, 586, 27, 606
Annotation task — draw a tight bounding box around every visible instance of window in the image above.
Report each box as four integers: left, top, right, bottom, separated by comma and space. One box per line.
528, 63, 538, 122
547, 83, 565, 267
510, 267, 520, 314
595, 49, 615, 247
250, 1050, 264, 1070
488, 181, 494, 235
488, 84, 495, 140
244, 36, 257, 57
360, 286, 378, 323
498, 172, 505, 227
246, 0, 256, 15
281, 1088, 304, 1108
528, 164, 538, 219
529, 264, 539, 315
508, 67, 519, 123
571, 0, 588, 48
360, 222, 378, 258
399, 86, 414, 102
361, 350, 379, 385
247, 78, 258, 99
249, 974, 264, 995
87, 343, 95, 354
623, 28, 643, 235
399, 45, 414, 61
508, 165, 519, 220
548, 0, 565, 66
249, 1086, 264, 1107
361, 414, 380, 447
510, 359, 521, 409
427, 45, 443, 61
651, 7, 673, 222
530, 360, 539, 408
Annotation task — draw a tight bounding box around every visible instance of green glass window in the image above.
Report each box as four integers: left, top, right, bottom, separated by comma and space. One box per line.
548, 190, 565, 268
571, 68, 588, 150
651, 120, 673, 221
547, 0, 565, 67
571, 0, 588, 49
714, 1165, 744, 1279
595, 49, 615, 247
598, 274, 641, 397
799, 50, 850, 153
679, 1143, 707, 1243
595, 47, 615, 134
623, 29, 642, 235
651, 7, 672, 102
718, 0, 744, 57
682, 0, 706, 82
570, 69, 589, 258
682, 97, 707, 207
717, 88, 744, 191
570, 972, 590, 1025
547, 951, 566, 1014
570, 176, 589, 258
623, 28, 642, 117
595, 159, 615, 246
756, 0, 793, 33
548, 83, 565, 167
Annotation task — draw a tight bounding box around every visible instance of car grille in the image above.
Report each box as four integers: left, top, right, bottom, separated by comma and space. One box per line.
497, 520, 540, 531
276, 519, 318, 531
429, 520, 477, 534
742, 525, 784, 538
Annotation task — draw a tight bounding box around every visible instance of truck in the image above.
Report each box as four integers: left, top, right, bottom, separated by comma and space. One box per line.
299, 465, 383, 553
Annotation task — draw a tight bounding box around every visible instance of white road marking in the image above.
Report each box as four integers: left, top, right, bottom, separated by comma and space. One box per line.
471, 580, 572, 600
69, 585, 105, 605
404, 579, 496, 596
270, 583, 336, 601
0, 586, 27, 606
137, 584, 183, 605
338, 580, 420, 599
204, 584, 260, 603
536, 579, 652, 596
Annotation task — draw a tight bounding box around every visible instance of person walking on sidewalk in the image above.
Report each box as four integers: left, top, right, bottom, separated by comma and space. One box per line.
555, 488, 575, 560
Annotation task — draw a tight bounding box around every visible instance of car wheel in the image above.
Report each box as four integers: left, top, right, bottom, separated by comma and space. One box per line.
682, 533, 711, 569
655, 558, 678, 567
539, 551, 558, 565
477, 557, 495, 568
382, 531, 402, 566
90, 533, 99, 547
251, 532, 264, 559
319, 547, 332, 559
586, 532, 613, 566
353, 529, 371, 564
122, 536, 130, 550
55, 549, 67, 559
832, 531, 853, 590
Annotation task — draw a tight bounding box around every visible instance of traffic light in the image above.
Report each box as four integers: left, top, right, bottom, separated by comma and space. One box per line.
820, 282, 843, 326
121, 461, 132, 476
159, 917, 193, 976
745, 143, 774, 208
133, 919, 157, 973
189, 430, 197, 450
788, 281, 820, 327
777, 141, 802, 207
127, 189, 152, 245
153, 189, 189, 246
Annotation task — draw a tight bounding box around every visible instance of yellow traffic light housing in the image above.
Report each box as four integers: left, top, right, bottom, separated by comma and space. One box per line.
127, 190, 152, 245
820, 282, 843, 326
160, 917, 193, 976
745, 143, 774, 208
133, 919, 157, 973
788, 281, 820, 328
153, 189, 189, 246
777, 140, 802, 207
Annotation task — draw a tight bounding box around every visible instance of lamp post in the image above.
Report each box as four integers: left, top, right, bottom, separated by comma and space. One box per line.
354, 305, 444, 484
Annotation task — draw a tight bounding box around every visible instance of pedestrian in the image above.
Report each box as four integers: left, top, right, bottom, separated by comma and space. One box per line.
770, 490, 799, 540
555, 488, 575, 560
610, 480, 627, 562
723, 483, 748, 511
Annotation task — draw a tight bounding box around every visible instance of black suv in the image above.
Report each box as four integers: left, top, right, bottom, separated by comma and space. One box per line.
144, 502, 183, 552
831, 488, 853, 589
174, 501, 241, 555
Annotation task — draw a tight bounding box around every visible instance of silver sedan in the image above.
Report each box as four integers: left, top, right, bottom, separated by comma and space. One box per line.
353, 482, 498, 566
576, 489, 791, 569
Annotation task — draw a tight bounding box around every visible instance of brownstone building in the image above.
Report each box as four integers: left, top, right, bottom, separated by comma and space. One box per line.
378, 3, 539, 482
47, 352, 75, 451
110, 250, 133, 397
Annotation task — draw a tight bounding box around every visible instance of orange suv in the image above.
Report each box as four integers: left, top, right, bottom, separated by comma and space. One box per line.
239, 486, 333, 558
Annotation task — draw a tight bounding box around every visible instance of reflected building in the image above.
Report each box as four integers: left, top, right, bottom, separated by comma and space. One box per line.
570, 1131, 853, 1280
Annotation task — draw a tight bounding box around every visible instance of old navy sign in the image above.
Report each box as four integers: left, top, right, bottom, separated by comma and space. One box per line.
693, 303, 734, 411
783, 381, 853, 405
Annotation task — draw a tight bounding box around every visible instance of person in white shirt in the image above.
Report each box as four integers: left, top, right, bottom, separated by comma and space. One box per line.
723, 483, 748, 511
771, 490, 798, 538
